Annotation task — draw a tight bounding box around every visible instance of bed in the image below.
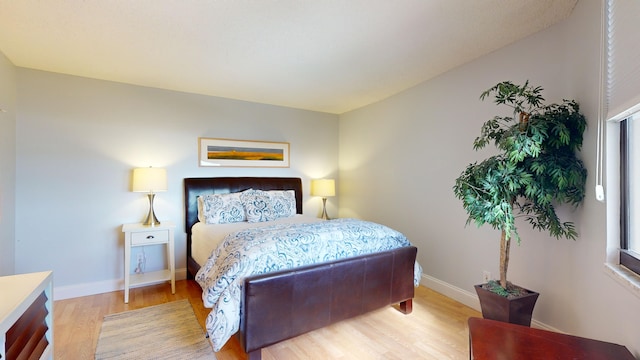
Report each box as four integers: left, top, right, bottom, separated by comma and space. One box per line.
184, 177, 420, 360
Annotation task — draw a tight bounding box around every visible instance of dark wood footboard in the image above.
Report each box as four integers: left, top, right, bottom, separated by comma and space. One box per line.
240, 246, 418, 360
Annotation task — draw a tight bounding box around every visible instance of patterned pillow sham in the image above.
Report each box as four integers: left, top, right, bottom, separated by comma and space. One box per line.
197, 191, 248, 224
240, 189, 296, 223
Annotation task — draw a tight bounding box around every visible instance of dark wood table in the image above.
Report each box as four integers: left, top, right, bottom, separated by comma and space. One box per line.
468, 317, 636, 360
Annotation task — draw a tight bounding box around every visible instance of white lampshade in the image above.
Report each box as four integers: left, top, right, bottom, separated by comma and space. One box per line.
132, 167, 167, 193
311, 179, 335, 197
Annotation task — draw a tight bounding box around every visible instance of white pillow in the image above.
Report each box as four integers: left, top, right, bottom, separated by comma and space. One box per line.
197, 191, 247, 224
240, 189, 296, 223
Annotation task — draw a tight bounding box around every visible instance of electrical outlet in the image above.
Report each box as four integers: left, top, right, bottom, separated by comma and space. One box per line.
483, 271, 491, 283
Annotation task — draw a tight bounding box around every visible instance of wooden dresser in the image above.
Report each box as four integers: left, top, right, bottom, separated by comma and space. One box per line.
469, 317, 635, 359
0, 271, 53, 360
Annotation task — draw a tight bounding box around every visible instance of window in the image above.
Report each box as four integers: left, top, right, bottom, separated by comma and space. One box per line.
605, 0, 640, 282
620, 115, 640, 276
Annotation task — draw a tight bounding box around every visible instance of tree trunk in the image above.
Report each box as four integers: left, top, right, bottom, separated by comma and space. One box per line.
499, 228, 510, 289
519, 111, 530, 131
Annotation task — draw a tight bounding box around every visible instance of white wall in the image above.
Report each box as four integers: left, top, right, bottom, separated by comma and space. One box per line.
0, 51, 16, 276
14, 69, 339, 297
340, 0, 639, 356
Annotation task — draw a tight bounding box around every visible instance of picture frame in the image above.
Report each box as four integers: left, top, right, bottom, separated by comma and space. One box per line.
199, 138, 290, 168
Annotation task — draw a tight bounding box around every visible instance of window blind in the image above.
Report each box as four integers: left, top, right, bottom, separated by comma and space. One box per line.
606, 0, 640, 121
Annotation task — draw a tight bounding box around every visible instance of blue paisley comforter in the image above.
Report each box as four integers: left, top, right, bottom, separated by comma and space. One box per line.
195, 218, 422, 352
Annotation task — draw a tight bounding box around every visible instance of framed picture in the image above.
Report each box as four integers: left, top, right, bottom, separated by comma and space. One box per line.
199, 138, 290, 168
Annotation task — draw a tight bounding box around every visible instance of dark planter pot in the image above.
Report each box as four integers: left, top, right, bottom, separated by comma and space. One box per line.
474, 284, 539, 327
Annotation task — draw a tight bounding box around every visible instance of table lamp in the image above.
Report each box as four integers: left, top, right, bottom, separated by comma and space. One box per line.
132, 167, 167, 226
311, 178, 335, 220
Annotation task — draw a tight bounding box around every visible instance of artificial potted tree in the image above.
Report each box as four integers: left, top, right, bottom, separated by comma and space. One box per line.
453, 81, 587, 326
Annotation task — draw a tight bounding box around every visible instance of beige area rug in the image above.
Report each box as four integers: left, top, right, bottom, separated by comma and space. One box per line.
95, 300, 216, 360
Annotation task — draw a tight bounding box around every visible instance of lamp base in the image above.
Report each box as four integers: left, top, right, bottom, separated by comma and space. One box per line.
320, 197, 331, 220
143, 193, 161, 226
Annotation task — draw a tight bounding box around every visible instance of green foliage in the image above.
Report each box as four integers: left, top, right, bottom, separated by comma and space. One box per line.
484, 280, 511, 297
453, 81, 587, 289
483, 280, 530, 298
479, 80, 545, 114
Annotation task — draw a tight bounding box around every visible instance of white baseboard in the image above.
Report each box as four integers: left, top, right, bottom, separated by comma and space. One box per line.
53, 268, 188, 300
419, 273, 559, 332
421, 273, 481, 311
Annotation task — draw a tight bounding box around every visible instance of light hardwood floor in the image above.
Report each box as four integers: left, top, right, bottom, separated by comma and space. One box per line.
53, 280, 480, 359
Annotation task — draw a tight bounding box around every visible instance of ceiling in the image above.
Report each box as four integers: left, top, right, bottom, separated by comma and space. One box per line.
0, 0, 578, 114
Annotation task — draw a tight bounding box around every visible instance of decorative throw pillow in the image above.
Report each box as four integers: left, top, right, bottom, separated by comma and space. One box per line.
267, 190, 297, 218
197, 192, 247, 224
240, 189, 296, 223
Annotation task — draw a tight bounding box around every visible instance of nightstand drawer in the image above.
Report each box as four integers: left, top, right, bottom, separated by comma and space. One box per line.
131, 230, 169, 245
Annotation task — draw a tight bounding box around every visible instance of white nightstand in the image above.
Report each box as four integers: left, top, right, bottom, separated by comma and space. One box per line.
122, 221, 175, 303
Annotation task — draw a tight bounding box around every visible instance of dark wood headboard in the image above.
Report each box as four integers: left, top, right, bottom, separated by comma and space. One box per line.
183, 177, 303, 277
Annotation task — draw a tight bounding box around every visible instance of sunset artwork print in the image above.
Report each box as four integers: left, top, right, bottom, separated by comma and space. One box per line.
199, 138, 290, 167
207, 145, 284, 161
